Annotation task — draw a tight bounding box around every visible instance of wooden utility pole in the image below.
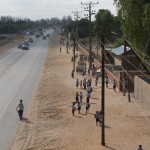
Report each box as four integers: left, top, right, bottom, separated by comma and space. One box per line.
101, 36, 105, 146
123, 39, 126, 96
81, 1, 98, 73
73, 28, 76, 72
72, 11, 81, 52
66, 28, 69, 53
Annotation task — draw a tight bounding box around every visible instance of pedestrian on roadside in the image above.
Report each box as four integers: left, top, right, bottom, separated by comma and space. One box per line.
76, 92, 79, 103
16, 99, 24, 120
72, 102, 76, 116
94, 111, 99, 126
80, 80, 82, 88
85, 101, 90, 114
83, 79, 86, 90
125, 79, 128, 92
60, 47, 61, 52
136, 145, 144, 150
89, 78, 92, 86
79, 92, 83, 103
87, 92, 90, 99
76, 79, 79, 88
113, 79, 117, 92
77, 102, 81, 114
98, 111, 102, 126
105, 76, 109, 88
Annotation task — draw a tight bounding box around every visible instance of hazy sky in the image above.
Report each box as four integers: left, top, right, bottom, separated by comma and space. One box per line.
0, 0, 117, 20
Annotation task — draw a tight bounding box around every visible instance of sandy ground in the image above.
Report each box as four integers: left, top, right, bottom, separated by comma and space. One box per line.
9, 31, 150, 150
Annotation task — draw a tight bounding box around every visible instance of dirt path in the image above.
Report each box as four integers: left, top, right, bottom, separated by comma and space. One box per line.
9, 32, 150, 150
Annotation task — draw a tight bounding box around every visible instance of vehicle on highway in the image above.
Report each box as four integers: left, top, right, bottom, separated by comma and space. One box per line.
18, 43, 22, 49
28, 37, 33, 42
47, 34, 50, 37
23, 41, 29, 46
35, 34, 39, 38
43, 35, 46, 40
22, 44, 29, 50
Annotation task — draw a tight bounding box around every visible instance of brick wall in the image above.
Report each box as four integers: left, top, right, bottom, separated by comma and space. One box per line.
134, 75, 150, 101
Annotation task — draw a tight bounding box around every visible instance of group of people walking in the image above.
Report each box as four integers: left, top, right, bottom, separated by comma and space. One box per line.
72, 77, 93, 116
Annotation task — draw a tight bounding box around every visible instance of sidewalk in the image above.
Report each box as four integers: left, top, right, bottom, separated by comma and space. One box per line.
10, 32, 150, 150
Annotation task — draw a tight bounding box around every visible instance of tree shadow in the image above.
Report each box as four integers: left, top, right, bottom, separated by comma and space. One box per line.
21, 117, 33, 123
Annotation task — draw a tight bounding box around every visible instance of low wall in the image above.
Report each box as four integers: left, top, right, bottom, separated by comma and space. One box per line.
134, 76, 150, 101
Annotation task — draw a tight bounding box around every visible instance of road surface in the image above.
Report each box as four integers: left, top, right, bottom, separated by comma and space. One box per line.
0, 29, 53, 150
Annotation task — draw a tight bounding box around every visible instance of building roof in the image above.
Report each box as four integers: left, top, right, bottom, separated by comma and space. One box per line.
111, 45, 130, 55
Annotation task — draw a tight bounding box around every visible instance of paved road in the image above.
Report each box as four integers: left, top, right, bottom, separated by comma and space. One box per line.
0, 29, 53, 150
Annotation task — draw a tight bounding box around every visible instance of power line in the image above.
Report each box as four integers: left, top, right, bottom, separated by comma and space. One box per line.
81, 1, 98, 73
101, 42, 150, 122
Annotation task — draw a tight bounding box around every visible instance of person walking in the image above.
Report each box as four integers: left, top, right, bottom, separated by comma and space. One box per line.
113, 79, 117, 92
125, 79, 128, 92
80, 80, 82, 88
85, 101, 90, 114
76, 79, 79, 88
76, 92, 79, 103
16, 99, 24, 120
79, 92, 83, 103
94, 111, 99, 126
77, 102, 81, 114
83, 79, 86, 90
136, 145, 144, 150
72, 102, 76, 116
105, 76, 109, 88
98, 111, 102, 126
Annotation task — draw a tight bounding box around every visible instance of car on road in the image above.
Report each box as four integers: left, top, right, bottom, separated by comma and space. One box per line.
35, 34, 39, 38
22, 44, 29, 50
43, 35, 46, 40
28, 38, 33, 42
18, 43, 22, 49
47, 34, 50, 37
23, 41, 29, 46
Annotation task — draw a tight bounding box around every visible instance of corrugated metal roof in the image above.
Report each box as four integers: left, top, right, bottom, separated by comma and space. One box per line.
111, 45, 130, 55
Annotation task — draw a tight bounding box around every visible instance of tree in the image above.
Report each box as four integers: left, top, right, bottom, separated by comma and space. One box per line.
78, 18, 89, 38
114, 0, 150, 55
94, 9, 114, 39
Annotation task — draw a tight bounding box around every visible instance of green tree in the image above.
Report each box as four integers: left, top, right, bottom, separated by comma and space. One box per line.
94, 9, 114, 39
114, 0, 150, 55
78, 18, 89, 38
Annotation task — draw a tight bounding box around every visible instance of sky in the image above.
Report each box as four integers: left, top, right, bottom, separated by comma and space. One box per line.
0, 0, 117, 20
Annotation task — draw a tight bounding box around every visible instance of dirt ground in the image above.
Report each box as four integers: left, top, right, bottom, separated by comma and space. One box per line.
9, 31, 150, 150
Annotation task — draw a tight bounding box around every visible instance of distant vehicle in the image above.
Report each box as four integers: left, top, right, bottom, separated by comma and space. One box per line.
28, 38, 33, 42
35, 34, 39, 38
23, 41, 29, 46
22, 45, 29, 50
18, 43, 22, 49
43, 36, 46, 40
47, 34, 50, 37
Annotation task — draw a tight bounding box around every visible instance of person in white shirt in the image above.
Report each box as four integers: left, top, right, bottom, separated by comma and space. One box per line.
136, 145, 143, 150
16, 99, 24, 120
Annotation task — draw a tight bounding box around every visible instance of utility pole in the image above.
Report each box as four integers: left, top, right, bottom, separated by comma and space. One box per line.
81, 1, 98, 73
101, 36, 105, 146
123, 38, 126, 96
73, 28, 76, 72
72, 11, 81, 52
66, 27, 69, 53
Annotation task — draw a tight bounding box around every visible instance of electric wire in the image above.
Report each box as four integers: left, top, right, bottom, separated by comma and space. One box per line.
105, 38, 150, 80
100, 41, 150, 122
